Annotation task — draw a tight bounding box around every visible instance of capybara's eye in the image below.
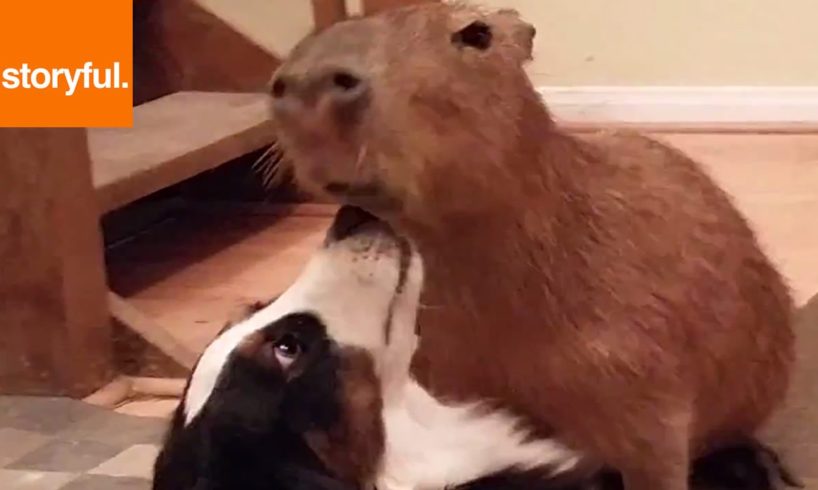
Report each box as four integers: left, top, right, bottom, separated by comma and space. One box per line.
332, 71, 362, 92
451, 21, 493, 51
273, 333, 303, 369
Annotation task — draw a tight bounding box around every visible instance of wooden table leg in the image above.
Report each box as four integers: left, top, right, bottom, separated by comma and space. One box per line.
0, 128, 114, 396
312, 0, 348, 30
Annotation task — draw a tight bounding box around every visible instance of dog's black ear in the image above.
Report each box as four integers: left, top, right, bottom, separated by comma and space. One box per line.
152, 408, 203, 490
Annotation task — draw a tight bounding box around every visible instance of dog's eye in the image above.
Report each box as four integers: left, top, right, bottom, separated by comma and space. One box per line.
451, 21, 493, 50
273, 333, 302, 369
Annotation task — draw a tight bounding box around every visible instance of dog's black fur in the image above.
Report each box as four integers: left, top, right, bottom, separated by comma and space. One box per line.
153, 313, 355, 490
690, 441, 802, 490
459, 440, 801, 490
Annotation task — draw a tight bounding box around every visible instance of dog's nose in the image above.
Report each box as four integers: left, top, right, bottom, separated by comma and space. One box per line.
327, 205, 381, 242
270, 68, 369, 124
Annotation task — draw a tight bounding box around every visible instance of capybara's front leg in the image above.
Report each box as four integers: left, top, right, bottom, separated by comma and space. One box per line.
562, 387, 692, 490
618, 416, 690, 490
622, 466, 688, 490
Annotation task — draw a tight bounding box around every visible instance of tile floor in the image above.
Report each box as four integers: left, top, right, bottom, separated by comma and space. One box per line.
0, 397, 165, 489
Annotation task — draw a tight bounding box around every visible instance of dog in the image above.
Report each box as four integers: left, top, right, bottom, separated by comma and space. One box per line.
153, 206, 583, 490
153, 205, 799, 490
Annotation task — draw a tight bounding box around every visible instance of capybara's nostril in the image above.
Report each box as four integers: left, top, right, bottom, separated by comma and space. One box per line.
269, 75, 304, 118
270, 69, 368, 122
270, 77, 288, 99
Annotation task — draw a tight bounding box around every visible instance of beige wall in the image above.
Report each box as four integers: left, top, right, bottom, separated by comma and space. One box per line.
197, 0, 818, 87
196, 0, 315, 56
482, 0, 818, 86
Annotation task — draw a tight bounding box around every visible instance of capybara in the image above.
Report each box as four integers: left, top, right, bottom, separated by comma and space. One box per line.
268, 4, 796, 490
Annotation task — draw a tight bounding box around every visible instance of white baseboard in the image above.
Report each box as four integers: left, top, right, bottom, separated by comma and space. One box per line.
538, 86, 818, 125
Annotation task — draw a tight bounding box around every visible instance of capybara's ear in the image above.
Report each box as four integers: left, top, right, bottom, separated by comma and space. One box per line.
486, 8, 536, 63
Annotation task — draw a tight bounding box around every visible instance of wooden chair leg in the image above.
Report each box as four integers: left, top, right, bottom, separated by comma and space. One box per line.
0, 128, 113, 396
312, 0, 348, 30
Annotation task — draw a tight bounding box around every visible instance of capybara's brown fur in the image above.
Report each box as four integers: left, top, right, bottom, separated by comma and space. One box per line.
269, 4, 795, 489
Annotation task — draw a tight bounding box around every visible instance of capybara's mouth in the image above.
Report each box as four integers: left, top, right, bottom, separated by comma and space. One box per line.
271, 136, 395, 211
323, 180, 401, 214
324, 182, 381, 198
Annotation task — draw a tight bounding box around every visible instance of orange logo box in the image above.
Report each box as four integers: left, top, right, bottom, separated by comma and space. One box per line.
0, 1, 133, 127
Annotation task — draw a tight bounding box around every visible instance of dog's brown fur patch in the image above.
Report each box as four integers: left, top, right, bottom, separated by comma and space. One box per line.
304, 348, 384, 486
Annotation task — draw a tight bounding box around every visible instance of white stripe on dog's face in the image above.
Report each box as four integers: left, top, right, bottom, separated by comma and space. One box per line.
184, 226, 422, 426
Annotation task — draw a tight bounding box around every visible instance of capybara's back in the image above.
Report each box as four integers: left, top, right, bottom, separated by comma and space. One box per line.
574, 130, 793, 448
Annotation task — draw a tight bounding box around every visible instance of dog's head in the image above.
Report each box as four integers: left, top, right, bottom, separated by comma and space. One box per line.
153, 206, 423, 490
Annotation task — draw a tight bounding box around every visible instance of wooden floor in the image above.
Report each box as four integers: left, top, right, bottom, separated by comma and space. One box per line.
107, 208, 331, 357
657, 133, 818, 306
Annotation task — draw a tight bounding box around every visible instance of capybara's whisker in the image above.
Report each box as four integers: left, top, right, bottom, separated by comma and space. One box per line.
253, 140, 288, 188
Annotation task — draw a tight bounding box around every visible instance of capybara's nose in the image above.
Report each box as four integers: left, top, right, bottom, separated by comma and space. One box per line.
270, 68, 369, 123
